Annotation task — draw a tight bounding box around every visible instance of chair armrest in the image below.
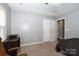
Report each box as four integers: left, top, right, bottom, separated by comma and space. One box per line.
8, 47, 19, 52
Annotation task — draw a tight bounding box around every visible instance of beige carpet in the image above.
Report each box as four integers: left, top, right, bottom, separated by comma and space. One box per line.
18, 41, 64, 56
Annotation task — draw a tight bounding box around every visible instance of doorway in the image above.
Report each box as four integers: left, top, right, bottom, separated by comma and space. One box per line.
57, 19, 65, 40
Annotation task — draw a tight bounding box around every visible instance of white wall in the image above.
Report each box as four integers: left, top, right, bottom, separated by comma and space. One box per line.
57, 3, 79, 39
11, 10, 56, 45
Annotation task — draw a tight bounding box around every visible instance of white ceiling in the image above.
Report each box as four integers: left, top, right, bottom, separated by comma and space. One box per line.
7, 3, 79, 16
8, 3, 61, 16
57, 3, 79, 16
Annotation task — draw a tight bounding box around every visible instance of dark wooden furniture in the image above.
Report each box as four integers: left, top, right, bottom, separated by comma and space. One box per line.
3, 34, 20, 56
0, 36, 27, 56
3, 39, 20, 56
0, 36, 20, 56
8, 34, 20, 47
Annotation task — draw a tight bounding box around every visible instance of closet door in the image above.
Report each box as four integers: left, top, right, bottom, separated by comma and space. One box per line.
43, 19, 51, 41
43, 19, 57, 41
50, 20, 57, 41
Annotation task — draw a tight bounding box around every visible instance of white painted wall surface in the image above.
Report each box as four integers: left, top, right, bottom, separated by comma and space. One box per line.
11, 10, 56, 45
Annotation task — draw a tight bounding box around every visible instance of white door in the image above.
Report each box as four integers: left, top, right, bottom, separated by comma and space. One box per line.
50, 20, 57, 41
43, 19, 51, 41
43, 19, 57, 41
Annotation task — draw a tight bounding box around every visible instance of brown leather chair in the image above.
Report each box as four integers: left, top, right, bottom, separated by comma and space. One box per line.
0, 37, 19, 56
0, 37, 27, 56
0, 37, 7, 56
